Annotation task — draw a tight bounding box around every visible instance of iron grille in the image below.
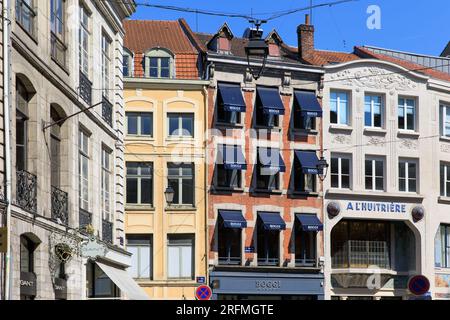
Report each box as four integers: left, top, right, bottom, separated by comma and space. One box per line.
51, 186, 68, 226
332, 240, 390, 269
79, 72, 92, 105
102, 219, 113, 244
16, 170, 37, 213
79, 208, 92, 229
102, 96, 113, 127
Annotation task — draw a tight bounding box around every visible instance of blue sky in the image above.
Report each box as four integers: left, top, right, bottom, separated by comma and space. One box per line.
130, 0, 449, 56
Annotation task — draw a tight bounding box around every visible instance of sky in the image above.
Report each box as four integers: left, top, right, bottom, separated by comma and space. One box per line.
130, 0, 450, 56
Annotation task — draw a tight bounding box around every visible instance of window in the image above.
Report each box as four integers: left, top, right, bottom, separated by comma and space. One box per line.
215, 145, 246, 190
126, 163, 153, 205
331, 155, 351, 189
399, 160, 417, 193
216, 165, 241, 189
87, 262, 120, 298
364, 94, 383, 128
123, 49, 133, 77
167, 163, 194, 206
365, 157, 384, 191
79, 130, 90, 211
295, 225, 317, 267
255, 87, 284, 128
126, 112, 153, 136
127, 235, 152, 279
50, 106, 63, 188
16, 80, 29, 172
102, 33, 111, 99
330, 91, 349, 125
293, 91, 322, 130
146, 49, 173, 78
257, 218, 280, 266
16, 0, 36, 36
167, 235, 194, 279
101, 148, 112, 221
435, 225, 450, 268
256, 149, 282, 191
440, 104, 450, 138
79, 5, 90, 76
398, 98, 416, 131
218, 217, 242, 265
293, 152, 318, 193
50, 0, 66, 66
216, 83, 245, 125
256, 109, 279, 128
440, 162, 450, 197
167, 113, 194, 138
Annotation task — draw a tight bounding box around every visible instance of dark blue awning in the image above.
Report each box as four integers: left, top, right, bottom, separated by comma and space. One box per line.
296, 214, 323, 232
218, 83, 246, 112
257, 87, 285, 115
219, 210, 247, 229
295, 150, 321, 175
217, 145, 247, 170
258, 148, 286, 173
294, 90, 323, 118
258, 212, 286, 231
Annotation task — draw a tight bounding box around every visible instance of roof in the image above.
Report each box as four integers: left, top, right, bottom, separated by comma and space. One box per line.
355, 46, 450, 83
363, 46, 450, 75
441, 42, 450, 57
124, 20, 197, 54
286, 46, 360, 66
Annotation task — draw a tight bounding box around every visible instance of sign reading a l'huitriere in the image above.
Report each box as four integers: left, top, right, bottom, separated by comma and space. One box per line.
0, 227, 7, 253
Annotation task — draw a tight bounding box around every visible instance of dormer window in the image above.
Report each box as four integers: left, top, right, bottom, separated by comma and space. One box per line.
145, 48, 174, 79
123, 48, 133, 77
217, 37, 231, 53
268, 43, 280, 57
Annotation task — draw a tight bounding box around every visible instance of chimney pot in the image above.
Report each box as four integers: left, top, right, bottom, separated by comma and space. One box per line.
305, 14, 310, 25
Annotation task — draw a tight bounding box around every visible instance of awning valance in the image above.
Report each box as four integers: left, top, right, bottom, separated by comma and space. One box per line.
217, 144, 247, 170
218, 83, 246, 112
258, 212, 286, 231
296, 214, 323, 232
219, 210, 247, 229
295, 150, 321, 175
294, 90, 323, 118
257, 87, 285, 115
95, 261, 149, 300
258, 148, 286, 173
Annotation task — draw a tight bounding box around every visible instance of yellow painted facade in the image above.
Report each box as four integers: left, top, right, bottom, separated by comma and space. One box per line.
124, 80, 208, 299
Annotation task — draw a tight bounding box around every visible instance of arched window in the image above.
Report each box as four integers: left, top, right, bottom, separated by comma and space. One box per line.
145, 48, 174, 79
50, 105, 64, 188
123, 48, 133, 77
16, 79, 30, 172
20, 234, 40, 300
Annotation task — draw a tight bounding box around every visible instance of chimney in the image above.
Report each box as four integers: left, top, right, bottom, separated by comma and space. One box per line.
297, 14, 315, 61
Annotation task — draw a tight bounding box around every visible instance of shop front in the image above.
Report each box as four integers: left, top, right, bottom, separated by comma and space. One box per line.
210, 270, 324, 300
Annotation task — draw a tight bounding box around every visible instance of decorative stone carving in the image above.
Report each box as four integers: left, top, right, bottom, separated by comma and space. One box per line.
283, 72, 291, 87
367, 136, 386, 147
333, 134, 352, 145
245, 68, 254, 84
329, 67, 418, 91
441, 144, 450, 153
400, 139, 418, 150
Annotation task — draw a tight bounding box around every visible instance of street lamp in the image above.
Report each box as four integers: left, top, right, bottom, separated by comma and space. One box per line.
317, 156, 329, 181
164, 186, 175, 205
245, 20, 269, 80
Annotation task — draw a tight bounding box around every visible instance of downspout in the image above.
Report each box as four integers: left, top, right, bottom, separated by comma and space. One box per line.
3, 0, 12, 301
203, 58, 211, 287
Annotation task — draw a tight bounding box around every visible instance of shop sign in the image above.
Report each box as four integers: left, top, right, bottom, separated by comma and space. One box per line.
345, 201, 407, 214
20, 272, 37, 297
255, 280, 281, 291
54, 278, 67, 300
245, 246, 255, 253
80, 237, 108, 260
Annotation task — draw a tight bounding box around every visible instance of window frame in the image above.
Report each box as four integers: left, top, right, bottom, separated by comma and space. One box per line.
398, 159, 418, 193
145, 49, 174, 79
15, 0, 37, 37
101, 32, 112, 99
79, 4, 91, 77
101, 147, 112, 221
126, 112, 153, 137
330, 90, 350, 126
440, 162, 450, 197
167, 163, 195, 206
126, 162, 153, 206
440, 103, 450, 138
330, 154, 352, 190
364, 93, 384, 128
78, 129, 90, 211
167, 235, 194, 280
398, 97, 416, 132
167, 113, 194, 138
126, 235, 153, 280
365, 157, 385, 191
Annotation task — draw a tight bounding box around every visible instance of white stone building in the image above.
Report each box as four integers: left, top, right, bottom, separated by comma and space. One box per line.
3, 0, 148, 300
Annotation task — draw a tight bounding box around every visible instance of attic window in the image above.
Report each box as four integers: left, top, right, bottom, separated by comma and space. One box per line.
145, 48, 174, 78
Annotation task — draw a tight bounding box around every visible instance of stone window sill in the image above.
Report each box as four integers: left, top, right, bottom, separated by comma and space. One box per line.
364, 127, 387, 135
397, 130, 419, 138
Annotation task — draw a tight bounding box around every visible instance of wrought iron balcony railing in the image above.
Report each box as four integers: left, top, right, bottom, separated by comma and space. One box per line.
16, 170, 37, 214
50, 32, 67, 67
79, 72, 92, 105
102, 96, 113, 127
79, 208, 92, 230
332, 240, 390, 269
51, 186, 68, 226
102, 219, 113, 244
16, 0, 37, 36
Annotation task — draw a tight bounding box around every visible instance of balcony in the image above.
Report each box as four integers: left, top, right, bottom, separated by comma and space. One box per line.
51, 186, 68, 226
16, 0, 37, 37
102, 219, 113, 244
332, 240, 390, 269
50, 32, 67, 67
79, 72, 92, 105
218, 257, 241, 266
102, 96, 113, 127
79, 208, 92, 230
16, 170, 37, 214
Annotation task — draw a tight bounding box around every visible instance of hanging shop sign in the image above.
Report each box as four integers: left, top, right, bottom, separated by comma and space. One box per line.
54, 278, 68, 300
80, 237, 108, 260
20, 272, 37, 297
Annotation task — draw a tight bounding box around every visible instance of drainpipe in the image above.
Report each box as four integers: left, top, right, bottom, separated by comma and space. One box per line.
203, 84, 209, 288
3, 0, 12, 301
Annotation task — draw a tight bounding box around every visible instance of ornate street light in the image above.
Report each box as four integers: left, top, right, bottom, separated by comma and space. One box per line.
317, 156, 329, 182
245, 20, 269, 80
164, 186, 175, 205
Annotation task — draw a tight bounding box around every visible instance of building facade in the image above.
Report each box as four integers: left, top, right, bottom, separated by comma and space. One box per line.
123, 19, 209, 300
7, 0, 143, 300
196, 22, 326, 300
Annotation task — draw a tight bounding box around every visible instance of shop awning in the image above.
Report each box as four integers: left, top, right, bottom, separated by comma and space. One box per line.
294, 90, 323, 118
295, 150, 321, 175
258, 212, 286, 231
296, 214, 323, 232
96, 261, 149, 300
218, 83, 246, 112
217, 144, 247, 170
258, 148, 286, 173
219, 210, 247, 229
257, 87, 285, 115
